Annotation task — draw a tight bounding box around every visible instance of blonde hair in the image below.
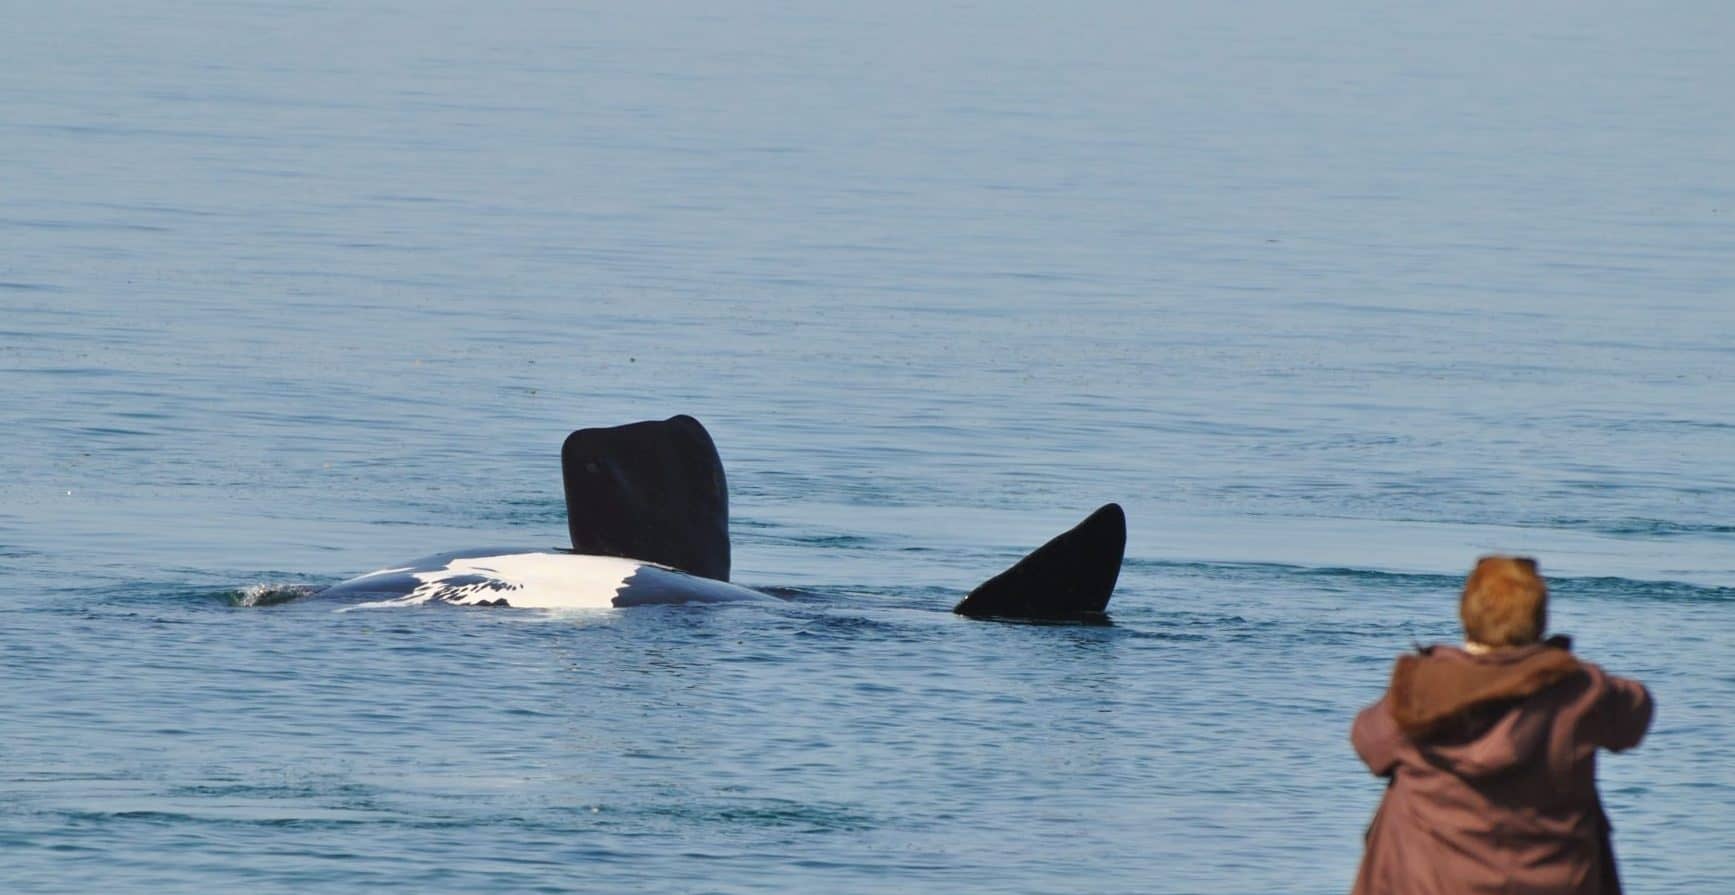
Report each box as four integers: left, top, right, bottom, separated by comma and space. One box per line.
1460, 555, 1548, 647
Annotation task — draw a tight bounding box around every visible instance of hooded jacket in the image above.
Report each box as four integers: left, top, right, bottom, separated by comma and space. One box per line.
1351, 640, 1652, 895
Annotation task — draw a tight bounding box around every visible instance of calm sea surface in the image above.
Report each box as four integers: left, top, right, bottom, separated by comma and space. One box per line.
2, 2, 1731, 892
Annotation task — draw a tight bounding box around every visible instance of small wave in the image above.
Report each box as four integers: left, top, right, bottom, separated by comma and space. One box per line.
1121, 557, 1734, 602
1552, 576, 1735, 604
227, 583, 323, 607
1544, 517, 1735, 538
638, 797, 877, 833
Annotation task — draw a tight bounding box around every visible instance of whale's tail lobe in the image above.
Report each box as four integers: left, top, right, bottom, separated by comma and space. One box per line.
562, 415, 732, 581
953, 503, 1126, 620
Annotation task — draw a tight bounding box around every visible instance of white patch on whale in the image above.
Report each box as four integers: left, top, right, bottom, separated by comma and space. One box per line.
349, 552, 640, 610
330, 550, 778, 610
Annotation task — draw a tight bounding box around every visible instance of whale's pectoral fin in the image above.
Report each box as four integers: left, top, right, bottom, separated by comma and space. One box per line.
561, 414, 731, 581
953, 503, 1126, 620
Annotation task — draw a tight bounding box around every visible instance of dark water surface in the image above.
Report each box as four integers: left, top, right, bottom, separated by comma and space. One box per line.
3, 2, 1732, 892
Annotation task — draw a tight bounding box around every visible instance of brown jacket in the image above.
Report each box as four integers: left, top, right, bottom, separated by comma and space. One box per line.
1351, 640, 1652, 895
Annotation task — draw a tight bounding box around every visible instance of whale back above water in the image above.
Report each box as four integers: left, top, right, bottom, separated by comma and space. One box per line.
316, 548, 774, 610
318, 416, 1125, 618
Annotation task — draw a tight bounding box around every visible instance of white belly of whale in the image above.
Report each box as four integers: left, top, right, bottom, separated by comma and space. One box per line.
322, 550, 776, 610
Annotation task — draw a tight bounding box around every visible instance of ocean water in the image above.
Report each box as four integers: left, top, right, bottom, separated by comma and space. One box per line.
2, 2, 1732, 892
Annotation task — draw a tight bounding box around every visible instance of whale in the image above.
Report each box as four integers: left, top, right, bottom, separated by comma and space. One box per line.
317, 415, 1126, 620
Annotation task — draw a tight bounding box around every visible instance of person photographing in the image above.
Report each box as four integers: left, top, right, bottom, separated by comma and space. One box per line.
1351, 556, 1653, 895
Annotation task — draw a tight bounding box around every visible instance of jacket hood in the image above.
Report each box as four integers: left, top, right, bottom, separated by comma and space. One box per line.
1387, 638, 1584, 776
